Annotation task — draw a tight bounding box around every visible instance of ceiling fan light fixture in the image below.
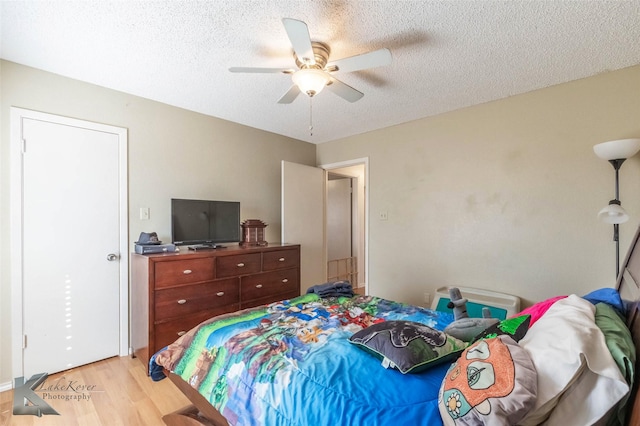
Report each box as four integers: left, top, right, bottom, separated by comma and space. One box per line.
292, 68, 330, 97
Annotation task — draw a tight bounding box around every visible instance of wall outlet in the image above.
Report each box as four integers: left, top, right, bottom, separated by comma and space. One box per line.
379, 211, 388, 221
423, 292, 431, 305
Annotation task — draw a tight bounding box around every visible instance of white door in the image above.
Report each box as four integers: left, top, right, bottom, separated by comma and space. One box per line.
281, 161, 326, 293
13, 110, 128, 377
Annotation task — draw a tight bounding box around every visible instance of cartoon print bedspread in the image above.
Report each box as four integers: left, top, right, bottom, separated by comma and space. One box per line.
152, 293, 456, 426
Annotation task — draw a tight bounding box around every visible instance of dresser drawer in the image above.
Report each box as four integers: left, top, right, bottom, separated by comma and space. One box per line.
155, 258, 214, 288
216, 253, 261, 278
154, 278, 240, 322
241, 268, 299, 302
263, 248, 300, 271
154, 305, 239, 353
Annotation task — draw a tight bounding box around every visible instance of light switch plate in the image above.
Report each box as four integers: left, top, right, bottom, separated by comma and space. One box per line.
140, 207, 150, 220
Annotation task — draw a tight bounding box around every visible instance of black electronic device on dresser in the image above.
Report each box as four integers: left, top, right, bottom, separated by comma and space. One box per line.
171, 198, 241, 247
134, 244, 177, 254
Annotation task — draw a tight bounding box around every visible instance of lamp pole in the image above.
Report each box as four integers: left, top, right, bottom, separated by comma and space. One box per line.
610, 159, 625, 278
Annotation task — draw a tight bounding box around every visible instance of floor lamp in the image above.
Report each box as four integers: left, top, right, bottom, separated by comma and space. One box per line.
594, 138, 640, 278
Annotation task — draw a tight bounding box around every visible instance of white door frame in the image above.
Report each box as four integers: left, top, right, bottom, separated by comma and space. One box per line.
319, 157, 369, 294
10, 107, 129, 379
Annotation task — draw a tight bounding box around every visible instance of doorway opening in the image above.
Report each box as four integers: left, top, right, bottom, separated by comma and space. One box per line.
321, 159, 367, 295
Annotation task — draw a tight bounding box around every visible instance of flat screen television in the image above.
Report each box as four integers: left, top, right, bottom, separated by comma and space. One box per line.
171, 198, 241, 246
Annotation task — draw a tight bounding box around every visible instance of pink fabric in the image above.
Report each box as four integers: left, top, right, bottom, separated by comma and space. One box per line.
513, 295, 567, 326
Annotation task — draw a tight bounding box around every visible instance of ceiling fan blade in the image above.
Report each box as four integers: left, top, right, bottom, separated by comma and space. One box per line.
326, 77, 364, 103
327, 48, 392, 73
229, 67, 293, 74
282, 18, 316, 66
277, 85, 301, 104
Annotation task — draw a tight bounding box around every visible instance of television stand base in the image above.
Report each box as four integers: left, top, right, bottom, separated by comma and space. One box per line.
188, 244, 226, 251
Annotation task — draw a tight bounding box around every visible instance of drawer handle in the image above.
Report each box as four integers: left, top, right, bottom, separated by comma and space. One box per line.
177, 331, 186, 337
237, 263, 245, 267
216, 291, 225, 297
282, 279, 289, 283
177, 299, 187, 305
255, 284, 263, 289
279, 257, 285, 262
183, 269, 192, 275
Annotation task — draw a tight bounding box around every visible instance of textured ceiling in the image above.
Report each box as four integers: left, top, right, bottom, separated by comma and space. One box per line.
2, 1, 640, 144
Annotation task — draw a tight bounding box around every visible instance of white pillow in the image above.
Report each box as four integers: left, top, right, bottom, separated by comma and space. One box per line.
518, 295, 629, 426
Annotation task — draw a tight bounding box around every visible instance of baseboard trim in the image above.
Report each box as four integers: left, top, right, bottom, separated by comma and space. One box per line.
0, 380, 13, 392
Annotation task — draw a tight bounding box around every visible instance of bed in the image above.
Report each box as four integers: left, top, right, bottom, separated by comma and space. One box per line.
151, 225, 640, 426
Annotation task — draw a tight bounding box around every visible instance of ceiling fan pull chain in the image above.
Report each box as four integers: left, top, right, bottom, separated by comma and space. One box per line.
309, 97, 313, 137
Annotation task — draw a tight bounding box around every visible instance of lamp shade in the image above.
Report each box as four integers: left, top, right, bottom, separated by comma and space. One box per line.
593, 138, 640, 161
292, 69, 330, 97
598, 200, 629, 224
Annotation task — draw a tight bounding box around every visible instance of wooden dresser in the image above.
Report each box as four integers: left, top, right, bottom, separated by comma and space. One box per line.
131, 243, 300, 371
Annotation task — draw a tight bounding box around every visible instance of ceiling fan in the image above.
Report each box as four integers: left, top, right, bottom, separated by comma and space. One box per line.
229, 18, 392, 104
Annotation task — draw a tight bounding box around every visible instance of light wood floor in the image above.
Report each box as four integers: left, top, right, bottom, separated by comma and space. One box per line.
0, 356, 190, 426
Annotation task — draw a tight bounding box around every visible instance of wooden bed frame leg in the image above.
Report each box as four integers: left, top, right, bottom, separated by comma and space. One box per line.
163, 405, 218, 426
163, 370, 230, 426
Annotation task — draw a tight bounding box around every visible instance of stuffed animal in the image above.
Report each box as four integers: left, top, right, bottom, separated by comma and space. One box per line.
446, 287, 469, 319
443, 287, 499, 342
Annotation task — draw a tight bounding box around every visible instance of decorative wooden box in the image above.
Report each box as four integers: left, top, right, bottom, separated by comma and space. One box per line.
240, 219, 268, 246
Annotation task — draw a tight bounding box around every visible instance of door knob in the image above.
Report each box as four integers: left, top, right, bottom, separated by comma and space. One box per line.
106, 253, 119, 261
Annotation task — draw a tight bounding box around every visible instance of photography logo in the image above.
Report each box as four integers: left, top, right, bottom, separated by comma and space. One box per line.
13, 373, 60, 416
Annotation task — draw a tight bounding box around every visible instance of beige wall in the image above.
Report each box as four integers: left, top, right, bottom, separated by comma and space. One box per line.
317, 65, 640, 308
0, 60, 316, 385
